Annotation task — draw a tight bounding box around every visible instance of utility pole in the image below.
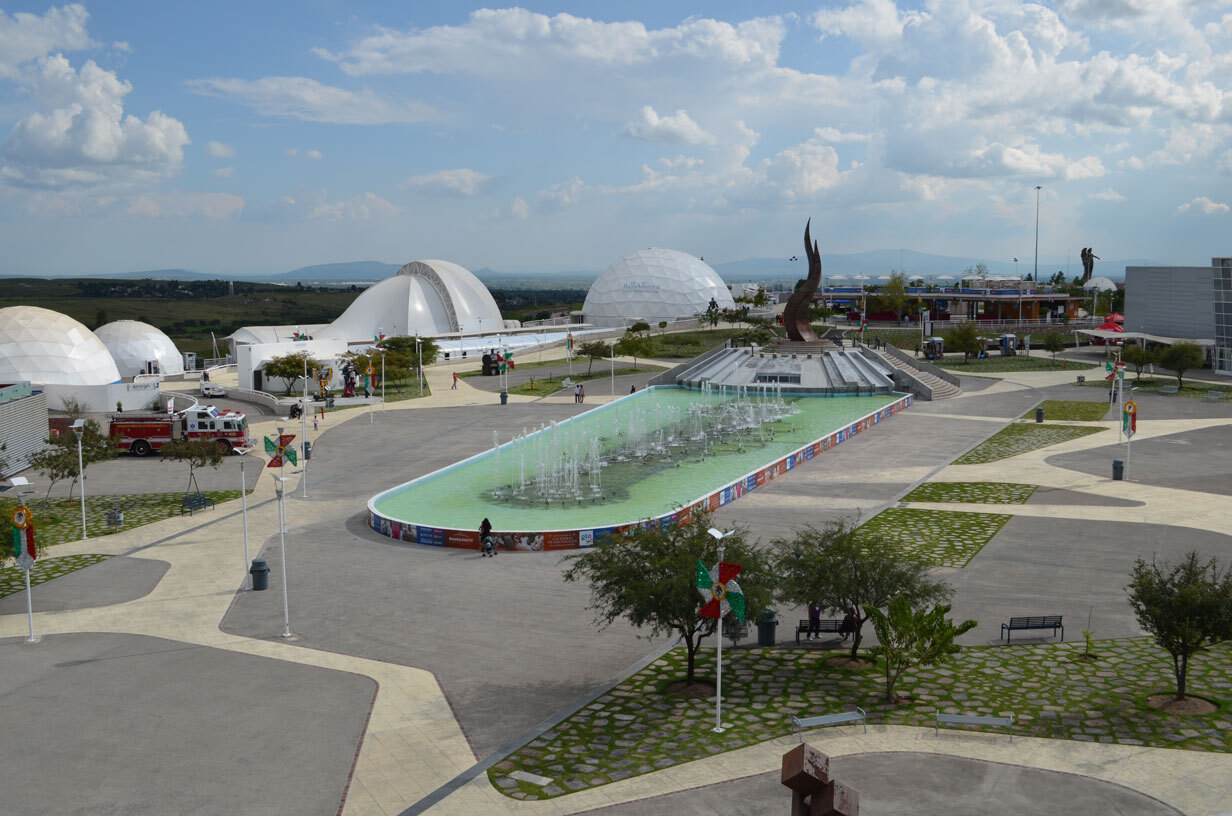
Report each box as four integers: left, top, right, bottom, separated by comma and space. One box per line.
1033, 185, 1042, 286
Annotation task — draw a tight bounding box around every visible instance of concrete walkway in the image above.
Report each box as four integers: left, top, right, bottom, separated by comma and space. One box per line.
4, 360, 1232, 815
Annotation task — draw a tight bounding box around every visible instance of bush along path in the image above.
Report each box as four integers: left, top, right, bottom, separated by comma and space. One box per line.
491, 638, 1232, 800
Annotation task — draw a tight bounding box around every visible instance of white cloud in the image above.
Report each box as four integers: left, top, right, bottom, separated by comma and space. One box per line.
1089, 187, 1127, 201
205, 141, 235, 158
401, 168, 491, 196
621, 106, 715, 145
1176, 196, 1229, 214
1, 54, 189, 188
112, 40, 132, 53
285, 148, 297, 157
0, 4, 94, 79
510, 196, 529, 219
285, 148, 323, 160
211, 166, 234, 178
1218, 150, 1232, 174
305, 149, 323, 160
811, 0, 926, 51
125, 192, 245, 219
185, 76, 442, 125
538, 176, 587, 211
308, 191, 399, 220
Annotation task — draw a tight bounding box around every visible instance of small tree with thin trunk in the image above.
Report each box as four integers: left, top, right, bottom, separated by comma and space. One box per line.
944, 322, 982, 363
1121, 343, 1158, 381
614, 333, 654, 371
262, 351, 316, 395
578, 340, 610, 375
864, 598, 977, 703
29, 418, 114, 502
563, 512, 773, 687
1042, 332, 1066, 365
1126, 552, 1232, 701
159, 437, 226, 494
1158, 341, 1205, 390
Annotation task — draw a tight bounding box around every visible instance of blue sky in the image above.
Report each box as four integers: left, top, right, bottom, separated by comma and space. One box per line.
1, 1, 1230, 276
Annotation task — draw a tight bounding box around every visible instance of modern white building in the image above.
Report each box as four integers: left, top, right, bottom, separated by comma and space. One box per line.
583, 248, 736, 327
1125, 258, 1230, 374
95, 320, 185, 377
0, 306, 121, 386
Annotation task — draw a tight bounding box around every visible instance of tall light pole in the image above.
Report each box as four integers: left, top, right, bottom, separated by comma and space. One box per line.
274, 474, 292, 638
415, 332, 423, 398
1014, 258, 1021, 322
301, 355, 309, 498
707, 527, 734, 733
236, 447, 252, 588
380, 349, 386, 412
70, 419, 87, 539
1033, 185, 1042, 287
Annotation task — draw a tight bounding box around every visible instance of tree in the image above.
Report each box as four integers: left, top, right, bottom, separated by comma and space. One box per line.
563, 513, 773, 686
879, 271, 908, 324
1158, 341, 1205, 390
629, 321, 651, 335
380, 336, 440, 371
262, 351, 316, 395
944, 322, 982, 363
769, 519, 955, 659
159, 437, 226, 494
1121, 343, 1158, 381
1042, 332, 1066, 365
28, 419, 114, 502
614, 332, 655, 371
578, 340, 611, 375
1126, 552, 1232, 700
864, 598, 977, 702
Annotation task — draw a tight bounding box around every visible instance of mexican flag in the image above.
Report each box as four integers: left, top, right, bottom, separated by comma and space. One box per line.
696, 559, 746, 622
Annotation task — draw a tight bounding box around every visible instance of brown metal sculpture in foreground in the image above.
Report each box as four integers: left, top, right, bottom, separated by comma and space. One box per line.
782, 743, 859, 816
784, 220, 822, 342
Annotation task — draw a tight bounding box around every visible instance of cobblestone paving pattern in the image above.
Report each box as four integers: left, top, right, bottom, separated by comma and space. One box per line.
857, 508, 1012, 567
492, 638, 1232, 800
954, 424, 1107, 465
901, 482, 1038, 505
0, 554, 111, 598
1021, 400, 1111, 422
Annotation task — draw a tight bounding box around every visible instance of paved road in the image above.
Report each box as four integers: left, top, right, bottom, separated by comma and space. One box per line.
1046, 425, 1232, 495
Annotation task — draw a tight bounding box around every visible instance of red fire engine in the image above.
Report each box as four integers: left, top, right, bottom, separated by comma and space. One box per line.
110, 405, 251, 457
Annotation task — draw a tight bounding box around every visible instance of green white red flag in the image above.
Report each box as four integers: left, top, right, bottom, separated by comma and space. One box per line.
696, 559, 745, 622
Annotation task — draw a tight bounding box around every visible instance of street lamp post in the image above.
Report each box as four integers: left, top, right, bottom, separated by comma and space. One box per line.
380, 350, 386, 412
274, 474, 292, 638
236, 447, 252, 588
707, 527, 734, 733
415, 332, 423, 398
70, 419, 87, 539
1033, 185, 1042, 288
301, 355, 309, 498
1014, 258, 1021, 322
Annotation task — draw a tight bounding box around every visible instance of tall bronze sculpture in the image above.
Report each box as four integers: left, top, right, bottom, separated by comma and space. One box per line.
784, 219, 822, 342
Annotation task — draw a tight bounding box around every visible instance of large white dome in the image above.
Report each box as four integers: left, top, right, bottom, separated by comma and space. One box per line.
583, 248, 735, 326
322, 260, 503, 340
95, 320, 184, 377
0, 306, 121, 386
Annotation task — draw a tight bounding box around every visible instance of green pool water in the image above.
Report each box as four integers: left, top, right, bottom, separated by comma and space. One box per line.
371, 387, 900, 531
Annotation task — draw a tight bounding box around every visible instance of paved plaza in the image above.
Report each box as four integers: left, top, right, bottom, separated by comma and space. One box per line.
2, 356, 1232, 814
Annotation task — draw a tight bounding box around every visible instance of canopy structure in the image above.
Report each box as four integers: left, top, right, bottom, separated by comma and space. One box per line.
1075, 329, 1214, 346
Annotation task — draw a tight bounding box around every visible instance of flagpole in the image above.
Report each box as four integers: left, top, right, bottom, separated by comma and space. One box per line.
713, 539, 725, 733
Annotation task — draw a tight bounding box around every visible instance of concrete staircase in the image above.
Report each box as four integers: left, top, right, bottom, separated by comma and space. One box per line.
875, 351, 961, 399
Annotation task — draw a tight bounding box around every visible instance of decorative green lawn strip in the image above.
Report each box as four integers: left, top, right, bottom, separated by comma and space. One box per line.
0, 553, 111, 598
1021, 400, 1110, 422
901, 482, 1038, 505
955, 424, 1106, 464
933, 356, 1096, 373
491, 638, 1232, 800
0, 489, 246, 549
857, 508, 1011, 567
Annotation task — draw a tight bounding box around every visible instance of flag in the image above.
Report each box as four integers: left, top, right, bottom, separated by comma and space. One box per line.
506, 349, 515, 370
497, 352, 506, 372
567, 333, 574, 352
696, 559, 746, 622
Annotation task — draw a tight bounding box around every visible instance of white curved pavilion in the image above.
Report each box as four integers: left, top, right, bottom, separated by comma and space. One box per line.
0, 306, 122, 385
95, 320, 184, 377
583, 248, 735, 327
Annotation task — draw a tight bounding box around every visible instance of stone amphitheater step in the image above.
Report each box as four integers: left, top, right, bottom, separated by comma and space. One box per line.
873, 350, 962, 400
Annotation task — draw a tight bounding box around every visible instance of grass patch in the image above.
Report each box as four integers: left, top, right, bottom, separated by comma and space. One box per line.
458, 357, 573, 379
857, 508, 1011, 567
648, 329, 747, 359
491, 638, 1232, 799
0, 553, 111, 598
859, 328, 922, 350
955, 424, 1106, 464
507, 366, 666, 397
0, 489, 248, 549
1078, 376, 1232, 401
1022, 400, 1110, 422
934, 355, 1097, 373
902, 482, 1037, 504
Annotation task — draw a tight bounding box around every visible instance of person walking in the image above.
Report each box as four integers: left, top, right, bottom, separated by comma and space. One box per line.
574, 384, 581, 404
313, 415, 318, 432
451, 371, 458, 389
480, 517, 495, 557
807, 602, 822, 640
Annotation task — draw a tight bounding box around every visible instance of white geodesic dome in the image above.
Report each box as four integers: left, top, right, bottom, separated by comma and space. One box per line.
94, 320, 184, 377
583, 248, 736, 327
321, 260, 503, 341
0, 306, 121, 386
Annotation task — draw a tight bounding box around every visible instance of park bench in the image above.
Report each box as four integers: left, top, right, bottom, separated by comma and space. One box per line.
1202, 390, 1227, 402
180, 493, 215, 516
1159, 385, 1179, 395
795, 618, 844, 644
935, 710, 1014, 741
1000, 615, 1063, 642
722, 619, 749, 647
791, 707, 867, 741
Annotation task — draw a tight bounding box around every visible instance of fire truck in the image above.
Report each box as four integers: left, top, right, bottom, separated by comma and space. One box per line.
110, 405, 252, 457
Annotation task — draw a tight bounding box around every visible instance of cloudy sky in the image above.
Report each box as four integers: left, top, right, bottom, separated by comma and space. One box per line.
1, 1, 1230, 276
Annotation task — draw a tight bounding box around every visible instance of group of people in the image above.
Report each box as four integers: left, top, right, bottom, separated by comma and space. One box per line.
573, 383, 586, 403
806, 603, 859, 641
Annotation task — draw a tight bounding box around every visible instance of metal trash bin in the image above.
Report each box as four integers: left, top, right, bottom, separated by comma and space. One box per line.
250, 558, 270, 591
326, 398, 335, 408
1112, 459, 1125, 481
500, 391, 509, 406
303, 440, 312, 461
1076, 375, 1086, 384
1035, 407, 1045, 423
756, 608, 778, 647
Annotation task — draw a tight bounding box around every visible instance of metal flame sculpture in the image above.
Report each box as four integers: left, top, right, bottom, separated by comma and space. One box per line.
783, 219, 821, 342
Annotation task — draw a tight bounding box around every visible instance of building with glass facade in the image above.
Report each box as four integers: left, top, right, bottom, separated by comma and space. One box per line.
1124, 258, 1230, 374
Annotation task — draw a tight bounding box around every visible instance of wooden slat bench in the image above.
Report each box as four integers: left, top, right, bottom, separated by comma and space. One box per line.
1000, 615, 1063, 642
180, 493, 215, 516
795, 618, 844, 644
791, 707, 867, 741
936, 710, 1014, 741
1159, 385, 1179, 395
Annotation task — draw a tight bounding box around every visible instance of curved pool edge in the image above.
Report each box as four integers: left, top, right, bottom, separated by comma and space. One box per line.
365, 390, 914, 551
